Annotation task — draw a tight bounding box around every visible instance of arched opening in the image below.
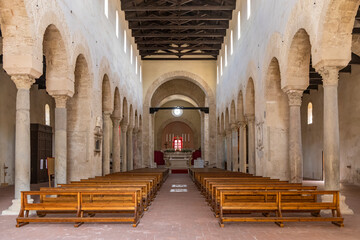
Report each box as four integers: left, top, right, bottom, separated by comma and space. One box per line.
120, 97, 128, 172
245, 78, 255, 174
307, 102, 313, 125
265, 58, 289, 180
150, 78, 206, 170
225, 107, 231, 170
101, 74, 112, 175
111, 87, 121, 173
67, 54, 91, 181
45, 104, 50, 126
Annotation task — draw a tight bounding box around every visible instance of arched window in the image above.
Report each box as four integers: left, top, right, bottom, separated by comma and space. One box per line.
230, 30, 234, 55
45, 104, 50, 126
115, 10, 119, 38
307, 102, 313, 124
225, 44, 228, 67
130, 45, 133, 64
104, 0, 109, 18
237, 11, 241, 39
173, 137, 183, 151
124, 30, 127, 53
220, 56, 223, 76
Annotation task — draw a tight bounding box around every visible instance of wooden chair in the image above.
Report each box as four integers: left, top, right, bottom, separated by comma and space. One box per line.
46, 157, 55, 187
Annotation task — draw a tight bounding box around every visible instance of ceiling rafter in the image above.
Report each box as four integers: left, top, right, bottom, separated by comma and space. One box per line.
121, 0, 236, 60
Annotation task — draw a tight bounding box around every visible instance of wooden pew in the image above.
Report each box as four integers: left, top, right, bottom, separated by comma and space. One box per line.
218, 190, 344, 227
16, 189, 141, 228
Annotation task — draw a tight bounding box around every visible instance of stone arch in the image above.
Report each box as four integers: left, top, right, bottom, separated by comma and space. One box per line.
67, 54, 92, 181
264, 57, 289, 180
139, 114, 142, 130
42, 24, 73, 96
0, 0, 42, 76
143, 70, 217, 167
134, 110, 139, 130
245, 78, 255, 116
122, 97, 129, 124
284, 28, 311, 89
225, 107, 230, 131
157, 118, 199, 150
314, 0, 360, 66
221, 112, 225, 134
237, 90, 245, 122
230, 100, 236, 125
145, 71, 215, 106
129, 104, 133, 128
102, 74, 112, 113
113, 87, 121, 118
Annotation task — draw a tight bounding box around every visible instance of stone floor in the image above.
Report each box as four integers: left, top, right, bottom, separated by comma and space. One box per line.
0, 175, 360, 240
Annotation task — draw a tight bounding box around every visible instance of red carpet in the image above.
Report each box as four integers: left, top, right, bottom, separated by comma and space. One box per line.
171, 169, 188, 174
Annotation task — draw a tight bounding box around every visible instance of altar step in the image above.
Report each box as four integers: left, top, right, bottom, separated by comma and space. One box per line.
171, 169, 189, 174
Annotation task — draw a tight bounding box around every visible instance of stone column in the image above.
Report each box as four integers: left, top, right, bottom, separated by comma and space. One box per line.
111, 117, 121, 173
286, 90, 303, 183
102, 112, 112, 176
318, 67, 340, 190
238, 121, 247, 173
2, 75, 35, 215
246, 115, 256, 174
132, 129, 139, 169
127, 127, 134, 171
137, 130, 143, 168
121, 123, 128, 171
12, 75, 34, 198
231, 124, 239, 172
217, 132, 223, 168
54, 95, 69, 185
203, 113, 210, 164
226, 129, 232, 171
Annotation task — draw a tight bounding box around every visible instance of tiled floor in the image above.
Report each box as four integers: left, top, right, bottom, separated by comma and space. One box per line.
0, 174, 359, 240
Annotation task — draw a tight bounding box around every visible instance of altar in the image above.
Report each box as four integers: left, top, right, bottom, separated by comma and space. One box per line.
163, 151, 193, 169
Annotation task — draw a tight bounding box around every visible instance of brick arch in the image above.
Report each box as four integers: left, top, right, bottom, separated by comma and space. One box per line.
245, 78, 255, 116
285, 28, 311, 90
236, 90, 245, 122
42, 24, 73, 96
67, 54, 92, 181
314, 0, 360, 67
145, 71, 215, 108
264, 57, 289, 180
157, 118, 199, 150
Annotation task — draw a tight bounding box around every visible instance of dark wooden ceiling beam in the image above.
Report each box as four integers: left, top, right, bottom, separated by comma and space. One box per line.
140, 51, 218, 56
135, 39, 223, 44
138, 46, 221, 51
133, 32, 225, 37
142, 57, 217, 60
130, 23, 229, 30
126, 15, 232, 21
122, 5, 236, 11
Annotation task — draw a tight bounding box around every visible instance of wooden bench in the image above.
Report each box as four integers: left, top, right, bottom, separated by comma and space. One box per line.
219, 190, 344, 227
16, 189, 141, 228
211, 185, 317, 217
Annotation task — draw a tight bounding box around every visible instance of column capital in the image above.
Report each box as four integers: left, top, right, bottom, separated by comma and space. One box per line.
11, 74, 35, 90
53, 95, 69, 108
237, 121, 247, 129
317, 66, 340, 87
286, 89, 303, 106
245, 115, 255, 122
230, 123, 238, 131
121, 124, 128, 132
111, 116, 122, 123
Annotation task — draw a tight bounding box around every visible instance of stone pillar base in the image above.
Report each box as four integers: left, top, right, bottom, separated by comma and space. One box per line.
2, 198, 34, 216
321, 194, 354, 215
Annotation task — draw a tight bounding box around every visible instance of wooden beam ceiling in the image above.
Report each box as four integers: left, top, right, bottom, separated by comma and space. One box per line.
121, 0, 236, 60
